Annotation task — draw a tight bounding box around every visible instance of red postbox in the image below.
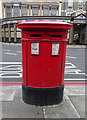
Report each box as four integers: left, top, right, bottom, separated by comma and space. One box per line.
18, 21, 72, 105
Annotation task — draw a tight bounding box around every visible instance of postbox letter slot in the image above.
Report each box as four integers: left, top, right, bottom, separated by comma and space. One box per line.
30, 34, 41, 38
31, 42, 39, 55
51, 35, 62, 38
52, 43, 60, 55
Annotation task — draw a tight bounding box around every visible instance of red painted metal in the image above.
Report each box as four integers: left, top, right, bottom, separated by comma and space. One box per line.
18, 21, 72, 88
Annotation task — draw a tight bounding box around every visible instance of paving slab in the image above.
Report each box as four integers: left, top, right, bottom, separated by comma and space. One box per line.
64, 86, 85, 95
42, 94, 80, 118
2, 101, 43, 118
0, 102, 2, 120
0, 86, 21, 101
69, 95, 85, 118
2, 88, 43, 118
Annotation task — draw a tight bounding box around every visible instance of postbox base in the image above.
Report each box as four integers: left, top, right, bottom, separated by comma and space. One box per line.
22, 84, 64, 106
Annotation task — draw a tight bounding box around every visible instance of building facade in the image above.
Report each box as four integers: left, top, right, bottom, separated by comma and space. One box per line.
2, 0, 60, 18
2, 0, 87, 18
1, 0, 87, 44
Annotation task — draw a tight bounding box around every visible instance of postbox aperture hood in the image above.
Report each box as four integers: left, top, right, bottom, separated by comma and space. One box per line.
18, 21, 73, 31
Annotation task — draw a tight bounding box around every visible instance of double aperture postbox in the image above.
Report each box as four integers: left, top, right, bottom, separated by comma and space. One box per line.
18, 21, 72, 105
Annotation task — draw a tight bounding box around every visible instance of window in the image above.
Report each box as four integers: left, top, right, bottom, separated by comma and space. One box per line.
51, 5, 58, 16
12, 0, 20, 2
13, 4, 20, 17
42, 5, 49, 16
5, 4, 12, 18
78, 0, 83, 8
21, 5, 28, 16
32, 5, 39, 16
68, 0, 73, 8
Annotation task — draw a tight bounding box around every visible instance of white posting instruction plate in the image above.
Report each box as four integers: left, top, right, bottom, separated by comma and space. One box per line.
31, 42, 39, 54
52, 43, 60, 55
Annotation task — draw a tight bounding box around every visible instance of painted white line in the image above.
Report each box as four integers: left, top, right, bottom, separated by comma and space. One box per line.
3, 49, 11, 52
0, 71, 22, 73
0, 62, 77, 65
64, 95, 81, 118
5, 52, 17, 56
66, 56, 76, 59
65, 67, 85, 75
65, 69, 82, 73
0, 68, 21, 70
0, 62, 22, 64
17, 51, 21, 53
65, 63, 77, 69
0, 76, 22, 78
65, 62, 74, 65
65, 73, 85, 75
0, 72, 22, 78
0, 65, 22, 70
64, 79, 86, 80
85, 74, 87, 77
65, 94, 85, 96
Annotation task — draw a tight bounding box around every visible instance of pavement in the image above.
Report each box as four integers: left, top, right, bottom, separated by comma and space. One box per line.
0, 85, 86, 119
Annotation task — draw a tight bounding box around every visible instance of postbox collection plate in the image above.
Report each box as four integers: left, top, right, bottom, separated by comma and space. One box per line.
31, 42, 39, 54
52, 43, 60, 55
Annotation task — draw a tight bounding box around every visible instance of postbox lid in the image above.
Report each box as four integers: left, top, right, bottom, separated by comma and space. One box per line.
18, 21, 72, 31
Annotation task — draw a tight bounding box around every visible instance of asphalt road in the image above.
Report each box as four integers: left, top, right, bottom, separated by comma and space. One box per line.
0, 43, 86, 86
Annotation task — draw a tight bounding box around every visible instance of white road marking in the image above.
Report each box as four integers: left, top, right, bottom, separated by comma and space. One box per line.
0, 63, 22, 78
64, 95, 81, 118
0, 73, 22, 78
0, 62, 86, 78
5, 52, 17, 56
0, 68, 21, 70
0, 62, 21, 64
17, 51, 21, 53
85, 74, 87, 77
65, 63, 77, 69
65, 69, 85, 75
65, 93, 85, 96
65, 62, 86, 75
66, 56, 76, 59
0, 65, 22, 70
64, 79, 86, 81
3, 49, 11, 52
